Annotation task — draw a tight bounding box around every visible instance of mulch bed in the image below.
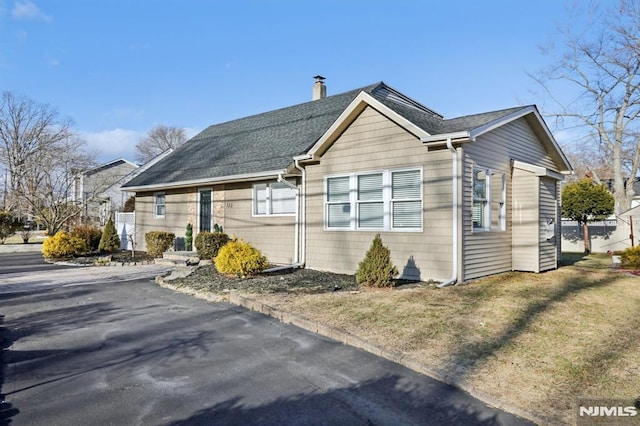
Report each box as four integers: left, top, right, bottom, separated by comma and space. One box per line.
168, 265, 430, 295
168, 265, 361, 294
59, 250, 156, 265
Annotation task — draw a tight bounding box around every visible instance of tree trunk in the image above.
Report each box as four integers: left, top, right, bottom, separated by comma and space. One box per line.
582, 220, 590, 253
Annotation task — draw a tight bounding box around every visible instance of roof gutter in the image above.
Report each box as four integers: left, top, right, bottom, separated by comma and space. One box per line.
121, 169, 287, 192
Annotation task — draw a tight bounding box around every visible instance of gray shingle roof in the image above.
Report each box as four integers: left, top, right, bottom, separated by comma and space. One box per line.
122, 82, 530, 189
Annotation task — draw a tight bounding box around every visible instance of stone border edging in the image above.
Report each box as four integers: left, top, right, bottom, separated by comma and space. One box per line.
155, 273, 549, 425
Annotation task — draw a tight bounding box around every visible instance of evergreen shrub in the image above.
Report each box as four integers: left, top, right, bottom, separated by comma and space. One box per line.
356, 234, 398, 288
195, 231, 230, 259
620, 246, 640, 268
145, 231, 175, 257
42, 231, 87, 258
99, 217, 121, 253
71, 225, 102, 251
0, 211, 21, 244
185, 223, 193, 251
214, 239, 268, 277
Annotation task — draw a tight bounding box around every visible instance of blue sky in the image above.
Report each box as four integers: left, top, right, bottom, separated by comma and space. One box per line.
1, 0, 579, 163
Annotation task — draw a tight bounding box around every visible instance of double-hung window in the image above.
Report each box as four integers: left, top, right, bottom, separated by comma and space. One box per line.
154, 192, 166, 218
253, 182, 296, 216
472, 167, 505, 231
325, 168, 422, 231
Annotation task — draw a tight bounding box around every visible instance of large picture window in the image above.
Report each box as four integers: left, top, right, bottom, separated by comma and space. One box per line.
325, 168, 422, 231
253, 182, 296, 216
472, 167, 505, 231
154, 192, 166, 218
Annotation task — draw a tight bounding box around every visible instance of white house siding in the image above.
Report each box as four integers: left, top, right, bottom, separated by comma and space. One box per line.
304, 106, 453, 281
539, 177, 558, 271
463, 118, 558, 280
223, 181, 297, 265
135, 189, 197, 252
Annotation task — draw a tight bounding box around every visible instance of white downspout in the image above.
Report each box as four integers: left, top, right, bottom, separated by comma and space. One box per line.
277, 172, 300, 265
438, 137, 459, 288
293, 156, 310, 266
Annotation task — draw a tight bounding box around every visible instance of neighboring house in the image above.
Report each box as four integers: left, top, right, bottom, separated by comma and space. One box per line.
72, 158, 139, 225
122, 78, 572, 283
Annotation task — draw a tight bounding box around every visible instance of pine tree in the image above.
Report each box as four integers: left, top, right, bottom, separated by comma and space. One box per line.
356, 234, 398, 288
99, 217, 121, 253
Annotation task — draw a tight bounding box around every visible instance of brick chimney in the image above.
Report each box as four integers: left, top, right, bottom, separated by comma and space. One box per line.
312, 75, 326, 100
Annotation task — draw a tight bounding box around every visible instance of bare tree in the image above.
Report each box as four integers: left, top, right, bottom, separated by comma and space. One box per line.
20, 136, 95, 235
0, 91, 96, 234
533, 1, 640, 213
135, 125, 186, 164
0, 91, 73, 210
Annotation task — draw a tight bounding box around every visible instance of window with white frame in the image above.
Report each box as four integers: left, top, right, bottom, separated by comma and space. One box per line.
253, 182, 296, 216
325, 168, 422, 231
472, 167, 505, 231
154, 192, 166, 218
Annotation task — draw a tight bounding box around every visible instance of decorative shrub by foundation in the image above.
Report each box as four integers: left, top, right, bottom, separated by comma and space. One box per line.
194, 231, 230, 259
99, 217, 121, 253
620, 246, 640, 268
214, 239, 268, 277
71, 225, 103, 252
42, 231, 88, 258
356, 233, 398, 288
185, 223, 193, 251
145, 231, 176, 257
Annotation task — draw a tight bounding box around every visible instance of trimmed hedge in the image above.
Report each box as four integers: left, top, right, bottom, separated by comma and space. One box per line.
43, 231, 87, 258
214, 239, 268, 277
195, 231, 230, 260
71, 225, 102, 252
145, 231, 175, 257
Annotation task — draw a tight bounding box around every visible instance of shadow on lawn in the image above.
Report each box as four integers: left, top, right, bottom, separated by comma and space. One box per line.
442, 271, 624, 384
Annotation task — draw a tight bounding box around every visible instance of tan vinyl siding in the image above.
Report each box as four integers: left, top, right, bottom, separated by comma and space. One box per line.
462, 156, 512, 281
539, 177, 558, 271
511, 168, 539, 272
134, 188, 197, 251
466, 117, 558, 171
223, 181, 296, 265
462, 117, 560, 279
305, 106, 453, 281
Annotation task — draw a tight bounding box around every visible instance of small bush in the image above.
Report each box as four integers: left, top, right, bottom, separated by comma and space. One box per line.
185, 223, 193, 251
214, 239, 268, 277
620, 246, 640, 268
99, 217, 121, 253
356, 234, 398, 288
0, 211, 21, 244
42, 231, 88, 258
71, 225, 102, 251
195, 231, 230, 259
145, 231, 176, 257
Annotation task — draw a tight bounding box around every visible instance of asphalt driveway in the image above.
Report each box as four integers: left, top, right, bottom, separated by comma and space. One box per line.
0, 254, 532, 425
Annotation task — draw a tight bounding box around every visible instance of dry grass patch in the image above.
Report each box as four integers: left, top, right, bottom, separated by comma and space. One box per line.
252, 256, 640, 425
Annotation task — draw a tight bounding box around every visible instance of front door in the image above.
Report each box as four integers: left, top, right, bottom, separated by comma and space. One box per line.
199, 189, 212, 232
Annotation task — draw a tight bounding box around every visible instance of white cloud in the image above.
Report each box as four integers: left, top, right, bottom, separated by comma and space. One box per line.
79, 128, 144, 164
11, 0, 51, 22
